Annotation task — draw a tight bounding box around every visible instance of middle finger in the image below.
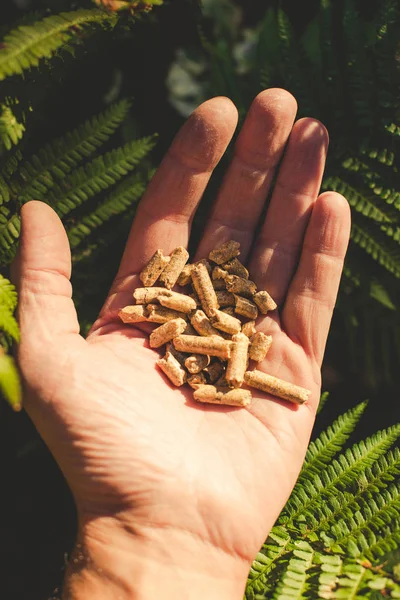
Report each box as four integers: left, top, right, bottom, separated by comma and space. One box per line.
195, 89, 298, 262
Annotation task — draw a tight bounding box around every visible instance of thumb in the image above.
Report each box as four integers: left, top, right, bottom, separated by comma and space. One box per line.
11, 201, 80, 345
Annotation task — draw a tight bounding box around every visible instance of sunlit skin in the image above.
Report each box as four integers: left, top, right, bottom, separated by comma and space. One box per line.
11, 89, 351, 599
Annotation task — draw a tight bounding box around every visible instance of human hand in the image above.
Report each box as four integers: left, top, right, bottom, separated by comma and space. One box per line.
11, 89, 350, 599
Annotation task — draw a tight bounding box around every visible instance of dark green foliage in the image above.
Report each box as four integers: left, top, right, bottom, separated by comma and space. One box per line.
0, 9, 116, 81
246, 403, 400, 598
167, 0, 400, 387
0, 4, 159, 410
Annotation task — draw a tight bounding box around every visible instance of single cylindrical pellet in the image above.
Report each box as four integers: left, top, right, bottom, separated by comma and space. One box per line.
241, 320, 257, 338
191, 309, 222, 337
209, 308, 241, 335
157, 352, 187, 387
146, 304, 185, 324
184, 354, 210, 374
253, 290, 277, 314
177, 264, 193, 286
218, 388, 252, 407
225, 275, 257, 297
244, 370, 311, 404
222, 258, 249, 279
191, 263, 220, 317
119, 305, 148, 324
139, 250, 170, 286
158, 291, 197, 314
166, 342, 187, 366
187, 372, 207, 389
212, 279, 227, 291
249, 332, 272, 362
197, 258, 213, 276
226, 332, 250, 387
149, 318, 187, 348
234, 295, 258, 320
173, 335, 232, 359
193, 385, 251, 407
203, 360, 225, 384
209, 240, 240, 265
215, 291, 235, 307
212, 266, 228, 280
159, 246, 190, 289
134, 287, 167, 305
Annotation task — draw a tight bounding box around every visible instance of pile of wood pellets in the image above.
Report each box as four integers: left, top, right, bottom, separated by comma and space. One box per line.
119, 240, 310, 407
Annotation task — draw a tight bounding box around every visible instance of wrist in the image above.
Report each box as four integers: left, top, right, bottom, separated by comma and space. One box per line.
63, 515, 250, 600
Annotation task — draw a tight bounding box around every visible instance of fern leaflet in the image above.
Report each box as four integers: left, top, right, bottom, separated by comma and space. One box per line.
68, 171, 148, 249
0, 351, 22, 412
47, 136, 155, 217
0, 9, 115, 81
299, 401, 367, 482
15, 99, 131, 203
0, 274, 17, 312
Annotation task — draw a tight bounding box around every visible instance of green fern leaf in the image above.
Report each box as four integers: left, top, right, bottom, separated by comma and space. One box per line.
0, 9, 115, 81
317, 390, 329, 414
68, 170, 148, 249
282, 424, 400, 527
324, 485, 400, 559
0, 213, 21, 266
324, 176, 392, 223
365, 519, 400, 560
246, 526, 292, 598
0, 351, 22, 411
351, 222, 400, 278
16, 99, 131, 203
0, 274, 18, 312
47, 136, 155, 217
299, 402, 367, 482
0, 101, 25, 152
272, 541, 314, 599
0, 305, 20, 343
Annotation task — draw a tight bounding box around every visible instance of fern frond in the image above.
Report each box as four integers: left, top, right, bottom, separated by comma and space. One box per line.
0, 101, 25, 152
317, 390, 329, 414
0, 351, 22, 411
271, 541, 314, 600
16, 99, 131, 203
68, 170, 148, 249
0, 305, 20, 344
324, 176, 392, 223
0, 213, 21, 265
282, 424, 400, 527
47, 136, 155, 217
0, 275, 18, 312
0, 9, 115, 81
246, 526, 292, 598
325, 484, 400, 557
364, 519, 400, 560
351, 222, 400, 278
299, 402, 367, 482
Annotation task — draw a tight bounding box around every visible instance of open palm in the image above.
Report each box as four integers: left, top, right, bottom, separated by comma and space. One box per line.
12, 89, 350, 595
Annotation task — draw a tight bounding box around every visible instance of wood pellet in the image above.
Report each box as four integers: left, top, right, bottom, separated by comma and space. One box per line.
119, 239, 311, 408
